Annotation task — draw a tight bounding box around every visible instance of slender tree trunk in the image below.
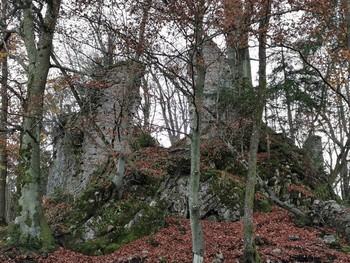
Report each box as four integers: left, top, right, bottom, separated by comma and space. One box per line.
112, 60, 144, 198
112, 1, 150, 197
243, 2, 270, 262
242, 81, 262, 262
15, 0, 60, 251
189, 2, 206, 262
281, 48, 296, 143
243, 122, 261, 263
341, 163, 350, 202
152, 73, 179, 146
189, 72, 206, 263
0, 0, 8, 225
343, 0, 350, 203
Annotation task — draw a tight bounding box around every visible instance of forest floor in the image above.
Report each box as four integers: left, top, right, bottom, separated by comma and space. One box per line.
1, 206, 350, 262
0, 226, 7, 248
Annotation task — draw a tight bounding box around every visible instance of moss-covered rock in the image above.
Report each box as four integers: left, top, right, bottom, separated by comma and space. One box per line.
130, 133, 157, 151
254, 193, 272, 213
42, 132, 349, 256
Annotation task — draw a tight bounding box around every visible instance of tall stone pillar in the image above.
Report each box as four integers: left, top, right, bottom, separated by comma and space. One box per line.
303, 134, 324, 171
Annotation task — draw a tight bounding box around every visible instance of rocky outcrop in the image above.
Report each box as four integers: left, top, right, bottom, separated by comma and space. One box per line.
46, 117, 84, 196
310, 199, 350, 242
47, 62, 143, 196
201, 40, 234, 138
303, 134, 324, 171
157, 174, 242, 222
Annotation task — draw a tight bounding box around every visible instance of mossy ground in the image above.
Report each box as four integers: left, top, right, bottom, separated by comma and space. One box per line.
40, 134, 340, 256
0, 225, 9, 247
45, 169, 166, 256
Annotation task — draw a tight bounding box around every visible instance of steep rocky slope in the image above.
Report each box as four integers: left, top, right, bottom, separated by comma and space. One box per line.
1, 132, 350, 262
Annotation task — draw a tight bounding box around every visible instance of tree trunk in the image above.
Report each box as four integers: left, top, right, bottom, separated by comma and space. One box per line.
343, 0, 350, 203
0, 0, 8, 225
243, 2, 270, 262
112, 1, 150, 198
112, 60, 144, 199
15, 0, 60, 251
243, 120, 261, 263
281, 48, 296, 143
189, 2, 206, 262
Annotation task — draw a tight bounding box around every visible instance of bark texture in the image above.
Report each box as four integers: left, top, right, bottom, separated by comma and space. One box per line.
0, 0, 8, 225
15, 0, 60, 251
112, 1, 150, 198
189, 2, 206, 262
243, 2, 270, 262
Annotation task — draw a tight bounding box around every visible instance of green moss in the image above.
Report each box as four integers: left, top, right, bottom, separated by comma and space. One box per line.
110, 201, 167, 247
207, 169, 245, 209
313, 183, 333, 200
128, 176, 161, 197
6, 225, 20, 244
202, 169, 220, 181
254, 195, 272, 213
294, 215, 312, 227
18, 143, 33, 186
59, 181, 167, 256
17, 204, 23, 214
79, 240, 105, 255
25, 214, 32, 227
77, 200, 167, 255
340, 246, 350, 253
104, 243, 122, 253
7, 218, 55, 253
50, 187, 74, 204
39, 215, 56, 252
130, 133, 156, 151
243, 241, 261, 263
89, 166, 105, 181
258, 159, 280, 180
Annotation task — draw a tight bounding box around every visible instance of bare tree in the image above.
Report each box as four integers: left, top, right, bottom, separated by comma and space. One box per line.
15, 0, 61, 250
188, 1, 206, 260
243, 1, 271, 262
0, 0, 8, 225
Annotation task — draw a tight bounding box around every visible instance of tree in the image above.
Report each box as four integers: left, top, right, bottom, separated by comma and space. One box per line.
150, 68, 189, 146
243, 1, 270, 262
188, 1, 206, 261
0, 0, 8, 225
111, 0, 151, 199
266, 0, 350, 201
14, 0, 60, 250
43, 0, 153, 197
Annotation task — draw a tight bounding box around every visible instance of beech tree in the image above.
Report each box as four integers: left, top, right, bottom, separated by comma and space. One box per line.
14, 0, 60, 250
152, 0, 227, 260
0, 0, 8, 225
113, 0, 151, 198
242, 1, 270, 262
188, 2, 206, 261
